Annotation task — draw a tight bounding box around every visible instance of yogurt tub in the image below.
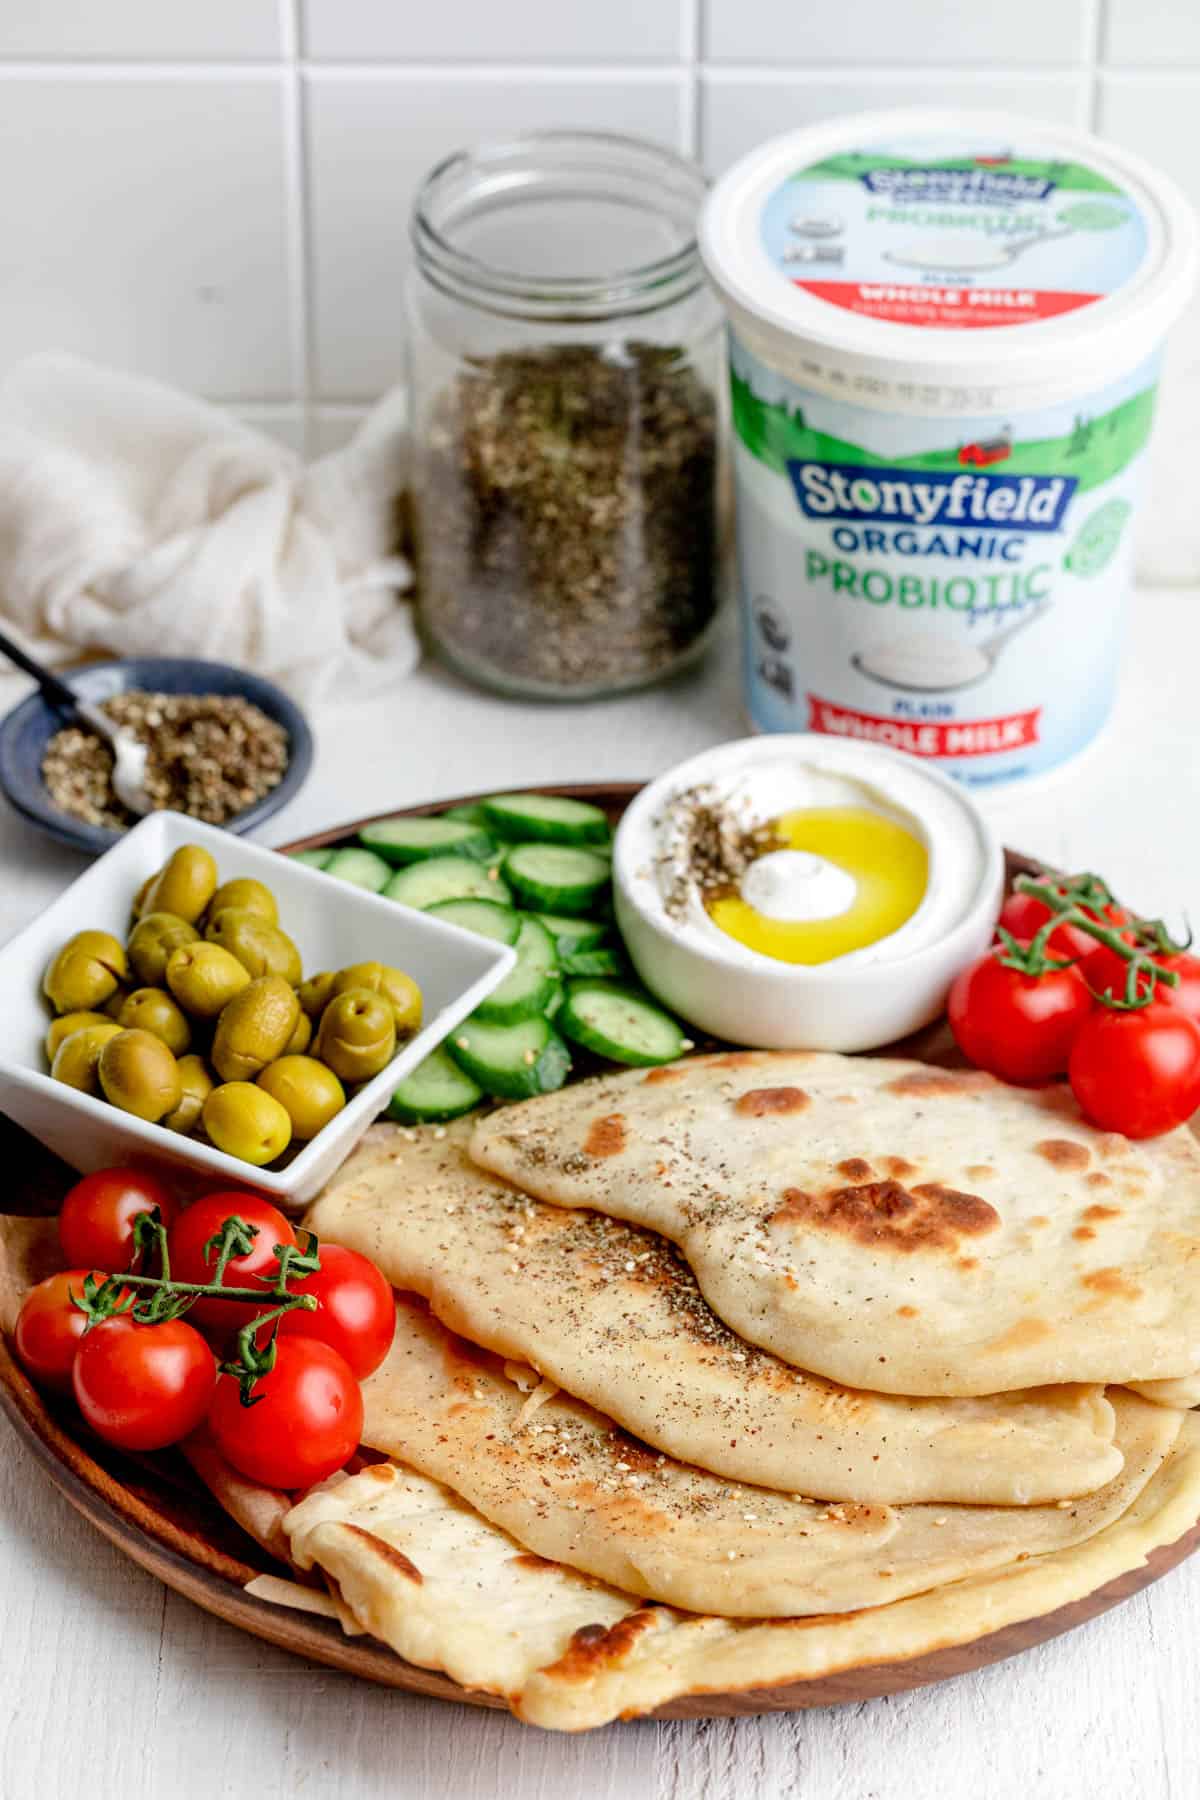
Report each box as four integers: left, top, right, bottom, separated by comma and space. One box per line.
613, 733, 1004, 1051
699, 109, 1198, 785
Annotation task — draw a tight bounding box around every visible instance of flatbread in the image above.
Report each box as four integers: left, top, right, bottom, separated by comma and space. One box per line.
306, 1123, 1122, 1505
471, 1051, 1200, 1396
285, 1411, 1200, 1732
1128, 1373, 1200, 1408
359, 1295, 1175, 1618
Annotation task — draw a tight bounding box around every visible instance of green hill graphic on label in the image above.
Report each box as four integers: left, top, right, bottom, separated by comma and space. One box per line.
1063, 499, 1133, 577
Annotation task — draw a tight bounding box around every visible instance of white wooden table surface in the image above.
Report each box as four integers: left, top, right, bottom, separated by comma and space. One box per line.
2, 592, 1198, 1800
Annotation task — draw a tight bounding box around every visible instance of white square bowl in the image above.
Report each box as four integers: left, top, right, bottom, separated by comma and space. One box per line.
0, 811, 514, 1207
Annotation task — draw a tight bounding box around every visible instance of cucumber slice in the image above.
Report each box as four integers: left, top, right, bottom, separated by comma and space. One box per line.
447, 1014, 571, 1100
529, 913, 609, 953
388, 1047, 483, 1124
544, 986, 564, 1021
384, 856, 512, 911
425, 898, 521, 946
475, 917, 559, 1025
325, 847, 392, 892
559, 945, 628, 980
290, 848, 333, 870
502, 843, 610, 916
360, 815, 494, 865
482, 793, 611, 846
442, 803, 490, 826
558, 981, 685, 1067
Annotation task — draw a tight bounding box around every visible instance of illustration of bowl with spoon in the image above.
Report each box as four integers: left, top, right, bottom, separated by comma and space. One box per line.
884, 201, 1128, 277
852, 602, 1052, 694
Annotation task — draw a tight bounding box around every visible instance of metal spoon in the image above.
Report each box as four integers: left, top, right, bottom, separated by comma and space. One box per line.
0, 627, 153, 815
851, 602, 1054, 695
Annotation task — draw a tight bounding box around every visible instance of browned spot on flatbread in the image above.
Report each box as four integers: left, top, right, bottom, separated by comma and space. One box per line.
1029, 1216, 1049, 1229
838, 1157, 875, 1180
542, 1610, 661, 1680
362, 1462, 395, 1483
1086, 1172, 1112, 1189
883, 1156, 918, 1179
988, 1316, 1053, 1353
885, 1069, 994, 1099
1035, 1138, 1091, 1171
643, 1066, 684, 1085
896, 1304, 919, 1318
1074, 1226, 1096, 1241
772, 1178, 999, 1254
342, 1525, 423, 1584
965, 1164, 994, 1181
1097, 1134, 1130, 1158
734, 1086, 810, 1118
510, 1553, 557, 1572
958, 1257, 979, 1271
1080, 1266, 1143, 1302
583, 1113, 627, 1158
1083, 1203, 1121, 1222
711, 1051, 765, 1070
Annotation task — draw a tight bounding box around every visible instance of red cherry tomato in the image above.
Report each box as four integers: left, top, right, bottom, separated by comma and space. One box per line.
14, 1269, 108, 1391
997, 892, 1105, 969
58, 1168, 178, 1273
948, 940, 1094, 1084
1087, 947, 1200, 1022
1068, 1000, 1200, 1139
275, 1244, 395, 1380
72, 1314, 216, 1450
167, 1193, 296, 1332
208, 1337, 363, 1489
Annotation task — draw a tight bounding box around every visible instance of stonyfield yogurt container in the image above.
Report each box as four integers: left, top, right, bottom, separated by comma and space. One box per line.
700, 109, 1197, 784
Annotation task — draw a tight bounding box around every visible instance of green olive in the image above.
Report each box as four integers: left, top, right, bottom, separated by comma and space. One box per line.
139, 845, 218, 924
314, 987, 396, 1084
117, 987, 192, 1056
43, 931, 128, 1013
211, 975, 300, 1083
284, 1009, 313, 1055
331, 963, 422, 1040
206, 878, 278, 928
50, 1022, 122, 1092
165, 942, 252, 1019
203, 1081, 292, 1166
162, 1054, 214, 1135
297, 971, 336, 1018
205, 909, 302, 985
131, 872, 155, 921
127, 911, 200, 986
45, 1010, 113, 1061
97, 1029, 182, 1122
257, 1055, 345, 1141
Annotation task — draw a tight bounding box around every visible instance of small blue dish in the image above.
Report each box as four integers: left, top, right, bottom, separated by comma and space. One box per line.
0, 657, 314, 856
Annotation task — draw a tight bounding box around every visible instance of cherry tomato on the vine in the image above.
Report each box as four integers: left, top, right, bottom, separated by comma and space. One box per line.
167, 1192, 296, 1332
58, 1168, 178, 1273
996, 892, 1105, 970
72, 1314, 216, 1450
274, 1244, 395, 1380
208, 1337, 362, 1489
1087, 947, 1200, 1024
1068, 1000, 1200, 1139
14, 1269, 108, 1391
948, 940, 1094, 1084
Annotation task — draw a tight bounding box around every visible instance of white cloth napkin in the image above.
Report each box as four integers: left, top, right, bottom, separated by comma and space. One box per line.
0, 354, 420, 704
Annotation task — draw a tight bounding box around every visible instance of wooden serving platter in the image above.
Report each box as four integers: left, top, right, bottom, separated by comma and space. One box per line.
1, 782, 1197, 1723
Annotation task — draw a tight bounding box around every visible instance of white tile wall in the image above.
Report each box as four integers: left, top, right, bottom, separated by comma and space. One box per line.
0, 1, 1194, 575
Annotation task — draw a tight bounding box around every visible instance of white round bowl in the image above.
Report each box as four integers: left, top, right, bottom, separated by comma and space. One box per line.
613, 735, 1004, 1053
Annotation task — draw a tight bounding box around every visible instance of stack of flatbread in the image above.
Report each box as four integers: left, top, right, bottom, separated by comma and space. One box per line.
281, 1050, 1200, 1728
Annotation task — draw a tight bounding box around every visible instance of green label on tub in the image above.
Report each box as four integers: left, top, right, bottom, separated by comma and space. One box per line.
731, 336, 1158, 783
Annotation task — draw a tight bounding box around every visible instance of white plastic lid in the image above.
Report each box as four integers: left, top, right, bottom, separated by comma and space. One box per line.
700, 108, 1198, 412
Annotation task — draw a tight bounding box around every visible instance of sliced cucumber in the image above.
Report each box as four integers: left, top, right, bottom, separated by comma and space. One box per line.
388, 1047, 483, 1124
442, 803, 489, 827
558, 981, 685, 1067
425, 898, 521, 946
290, 848, 333, 870
502, 843, 610, 916
559, 945, 628, 980
360, 815, 494, 865
482, 793, 611, 847
530, 912, 609, 953
447, 1014, 572, 1100
325, 847, 392, 892
384, 856, 512, 911
475, 917, 559, 1025
544, 986, 564, 1021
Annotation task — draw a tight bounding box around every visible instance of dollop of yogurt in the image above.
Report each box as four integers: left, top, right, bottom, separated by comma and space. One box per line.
741, 849, 857, 922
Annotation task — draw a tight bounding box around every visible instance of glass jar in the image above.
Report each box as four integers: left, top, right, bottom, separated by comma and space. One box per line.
406, 131, 724, 700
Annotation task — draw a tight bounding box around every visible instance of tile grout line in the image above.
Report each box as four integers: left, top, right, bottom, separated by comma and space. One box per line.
0, 57, 1193, 80
1085, 0, 1105, 130
278, 0, 317, 445
681, 0, 701, 164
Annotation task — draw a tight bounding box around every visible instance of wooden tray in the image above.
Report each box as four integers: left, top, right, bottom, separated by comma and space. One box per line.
2, 782, 1197, 1722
